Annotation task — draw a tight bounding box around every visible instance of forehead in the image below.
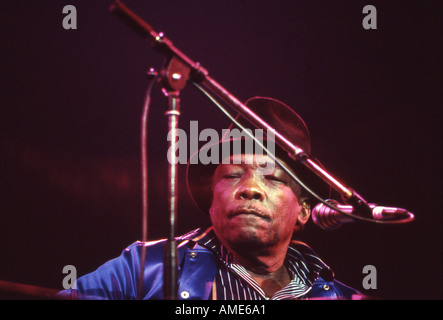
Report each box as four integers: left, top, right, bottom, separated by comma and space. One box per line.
215, 154, 287, 175
225, 153, 273, 164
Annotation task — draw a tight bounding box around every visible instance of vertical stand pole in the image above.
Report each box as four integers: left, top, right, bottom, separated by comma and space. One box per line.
163, 91, 180, 300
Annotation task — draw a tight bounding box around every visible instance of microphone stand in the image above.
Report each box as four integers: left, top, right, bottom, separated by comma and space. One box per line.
160, 56, 191, 300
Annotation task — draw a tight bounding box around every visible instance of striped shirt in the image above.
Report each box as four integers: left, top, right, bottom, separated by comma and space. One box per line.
192, 227, 331, 300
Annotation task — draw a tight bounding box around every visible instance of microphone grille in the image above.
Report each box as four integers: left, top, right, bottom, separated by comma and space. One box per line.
312, 200, 353, 231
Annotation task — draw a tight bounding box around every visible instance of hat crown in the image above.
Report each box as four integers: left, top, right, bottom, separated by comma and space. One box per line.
232, 96, 311, 154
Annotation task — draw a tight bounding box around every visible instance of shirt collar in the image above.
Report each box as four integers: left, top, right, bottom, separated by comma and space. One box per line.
192, 227, 333, 287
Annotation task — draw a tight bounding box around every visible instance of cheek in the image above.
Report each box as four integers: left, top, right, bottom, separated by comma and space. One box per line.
275, 192, 302, 225
210, 186, 231, 222
211, 183, 237, 206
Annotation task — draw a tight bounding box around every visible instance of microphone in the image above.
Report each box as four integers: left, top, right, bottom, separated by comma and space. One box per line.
311, 199, 414, 230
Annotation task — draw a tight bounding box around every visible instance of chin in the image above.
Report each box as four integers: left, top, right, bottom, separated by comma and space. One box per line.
225, 228, 276, 251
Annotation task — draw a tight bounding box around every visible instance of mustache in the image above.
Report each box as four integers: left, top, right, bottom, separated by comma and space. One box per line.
230, 204, 270, 220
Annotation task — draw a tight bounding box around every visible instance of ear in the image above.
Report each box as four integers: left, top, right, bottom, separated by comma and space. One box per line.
295, 200, 311, 230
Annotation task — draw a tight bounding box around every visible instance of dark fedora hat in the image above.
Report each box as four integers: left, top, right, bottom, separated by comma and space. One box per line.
186, 96, 325, 214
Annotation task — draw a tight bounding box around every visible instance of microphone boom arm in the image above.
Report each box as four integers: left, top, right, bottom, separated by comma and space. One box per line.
109, 0, 370, 211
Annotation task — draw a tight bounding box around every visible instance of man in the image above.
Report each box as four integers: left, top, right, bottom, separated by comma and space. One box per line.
58, 97, 362, 300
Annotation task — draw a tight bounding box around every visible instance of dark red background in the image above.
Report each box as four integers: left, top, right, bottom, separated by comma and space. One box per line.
1, 0, 441, 299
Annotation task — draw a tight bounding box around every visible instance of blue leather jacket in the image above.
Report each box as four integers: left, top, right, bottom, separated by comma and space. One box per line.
58, 229, 362, 300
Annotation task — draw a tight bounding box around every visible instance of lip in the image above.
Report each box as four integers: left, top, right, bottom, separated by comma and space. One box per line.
230, 208, 270, 220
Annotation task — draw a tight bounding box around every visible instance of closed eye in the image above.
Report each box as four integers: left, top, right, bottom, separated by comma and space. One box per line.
265, 175, 286, 183
223, 174, 241, 179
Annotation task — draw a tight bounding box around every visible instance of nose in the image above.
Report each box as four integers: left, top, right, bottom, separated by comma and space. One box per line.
235, 175, 265, 201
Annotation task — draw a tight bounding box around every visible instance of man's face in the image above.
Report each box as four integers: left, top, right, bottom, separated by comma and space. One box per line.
209, 154, 308, 252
